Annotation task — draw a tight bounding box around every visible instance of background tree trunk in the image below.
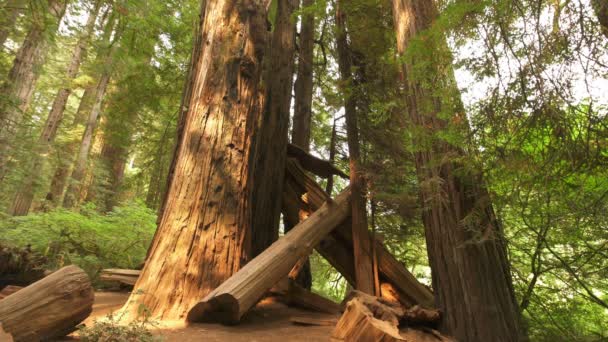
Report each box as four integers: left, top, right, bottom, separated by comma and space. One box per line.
0, 0, 66, 183
291, 0, 315, 151
335, 0, 375, 295
10, 1, 101, 216
391, 1, 523, 341
120, 0, 269, 322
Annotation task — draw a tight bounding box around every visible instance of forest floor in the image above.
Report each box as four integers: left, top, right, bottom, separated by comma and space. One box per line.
71, 292, 336, 341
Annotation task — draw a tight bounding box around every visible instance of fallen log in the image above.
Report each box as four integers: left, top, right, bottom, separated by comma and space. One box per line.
290, 316, 338, 326
272, 278, 341, 314
0, 265, 94, 341
283, 159, 434, 308
187, 189, 351, 324
100, 268, 140, 286
287, 144, 348, 179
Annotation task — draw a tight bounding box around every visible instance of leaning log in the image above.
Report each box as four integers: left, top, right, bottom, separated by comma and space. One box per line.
283, 159, 434, 308
0, 265, 94, 341
187, 189, 351, 324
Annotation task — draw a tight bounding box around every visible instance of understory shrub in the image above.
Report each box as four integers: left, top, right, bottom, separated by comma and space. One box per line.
0, 201, 156, 280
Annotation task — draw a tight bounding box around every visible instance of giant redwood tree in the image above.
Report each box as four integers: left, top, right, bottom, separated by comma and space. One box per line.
391, 0, 523, 341
120, 0, 269, 321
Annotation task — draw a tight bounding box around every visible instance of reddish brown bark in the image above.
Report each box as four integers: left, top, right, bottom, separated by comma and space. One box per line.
10, 1, 101, 216
250, 0, 297, 257
120, 0, 269, 322
392, 1, 523, 341
291, 0, 315, 151
335, 0, 375, 295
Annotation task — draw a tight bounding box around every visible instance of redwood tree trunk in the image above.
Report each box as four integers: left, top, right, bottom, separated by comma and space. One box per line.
10, 1, 101, 216
291, 0, 315, 151
120, 0, 269, 322
335, 0, 375, 295
0, 0, 66, 182
391, 1, 523, 341
250, 0, 297, 257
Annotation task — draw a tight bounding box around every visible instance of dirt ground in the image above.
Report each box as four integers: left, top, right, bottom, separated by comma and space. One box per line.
75, 292, 336, 341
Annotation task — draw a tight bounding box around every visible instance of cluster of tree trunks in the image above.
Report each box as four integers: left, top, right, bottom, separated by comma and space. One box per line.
0, 265, 94, 342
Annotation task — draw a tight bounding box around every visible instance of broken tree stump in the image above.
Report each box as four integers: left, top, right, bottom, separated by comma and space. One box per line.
283, 159, 434, 308
332, 296, 404, 341
187, 189, 351, 324
0, 265, 94, 341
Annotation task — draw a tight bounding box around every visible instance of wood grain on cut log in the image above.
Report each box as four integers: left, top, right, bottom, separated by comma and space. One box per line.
187, 189, 351, 324
332, 297, 404, 341
283, 160, 434, 308
0, 265, 93, 341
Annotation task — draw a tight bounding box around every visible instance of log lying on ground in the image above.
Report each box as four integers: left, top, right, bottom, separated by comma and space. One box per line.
271, 278, 341, 314
187, 189, 351, 324
0, 265, 94, 341
100, 268, 140, 286
283, 159, 434, 308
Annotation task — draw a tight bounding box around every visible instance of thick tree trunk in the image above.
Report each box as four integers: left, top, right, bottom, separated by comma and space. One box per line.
10, 1, 101, 216
0, 0, 66, 182
120, 0, 269, 322
63, 71, 112, 208
250, 0, 297, 257
335, 0, 375, 295
391, 1, 523, 341
291, 0, 315, 151
0, 265, 94, 342
0, 0, 24, 49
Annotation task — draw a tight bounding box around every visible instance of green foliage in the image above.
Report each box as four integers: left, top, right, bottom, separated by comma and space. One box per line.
0, 201, 156, 279
79, 312, 160, 342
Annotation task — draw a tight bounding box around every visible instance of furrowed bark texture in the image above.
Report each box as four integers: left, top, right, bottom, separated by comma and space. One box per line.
120, 0, 268, 322
392, 1, 523, 341
0, 0, 66, 182
250, 0, 297, 257
335, 0, 375, 295
10, 1, 101, 216
291, 0, 314, 151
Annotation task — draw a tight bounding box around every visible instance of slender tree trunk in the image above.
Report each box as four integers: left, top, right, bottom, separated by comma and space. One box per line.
335, 0, 375, 295
120, 0, 269, 322
291, 0, 314, 151
10, 1, 101, 216
391, 1, 523, 341
63, 70, 111, 209
250, 0, 297, 257
45, 87, 95, 205
0, 0, 66, 182
0, 0, 24, 48
325, 116, 337, 194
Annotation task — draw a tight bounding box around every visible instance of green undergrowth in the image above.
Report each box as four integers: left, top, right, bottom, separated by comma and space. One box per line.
0, 201, 156, 282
